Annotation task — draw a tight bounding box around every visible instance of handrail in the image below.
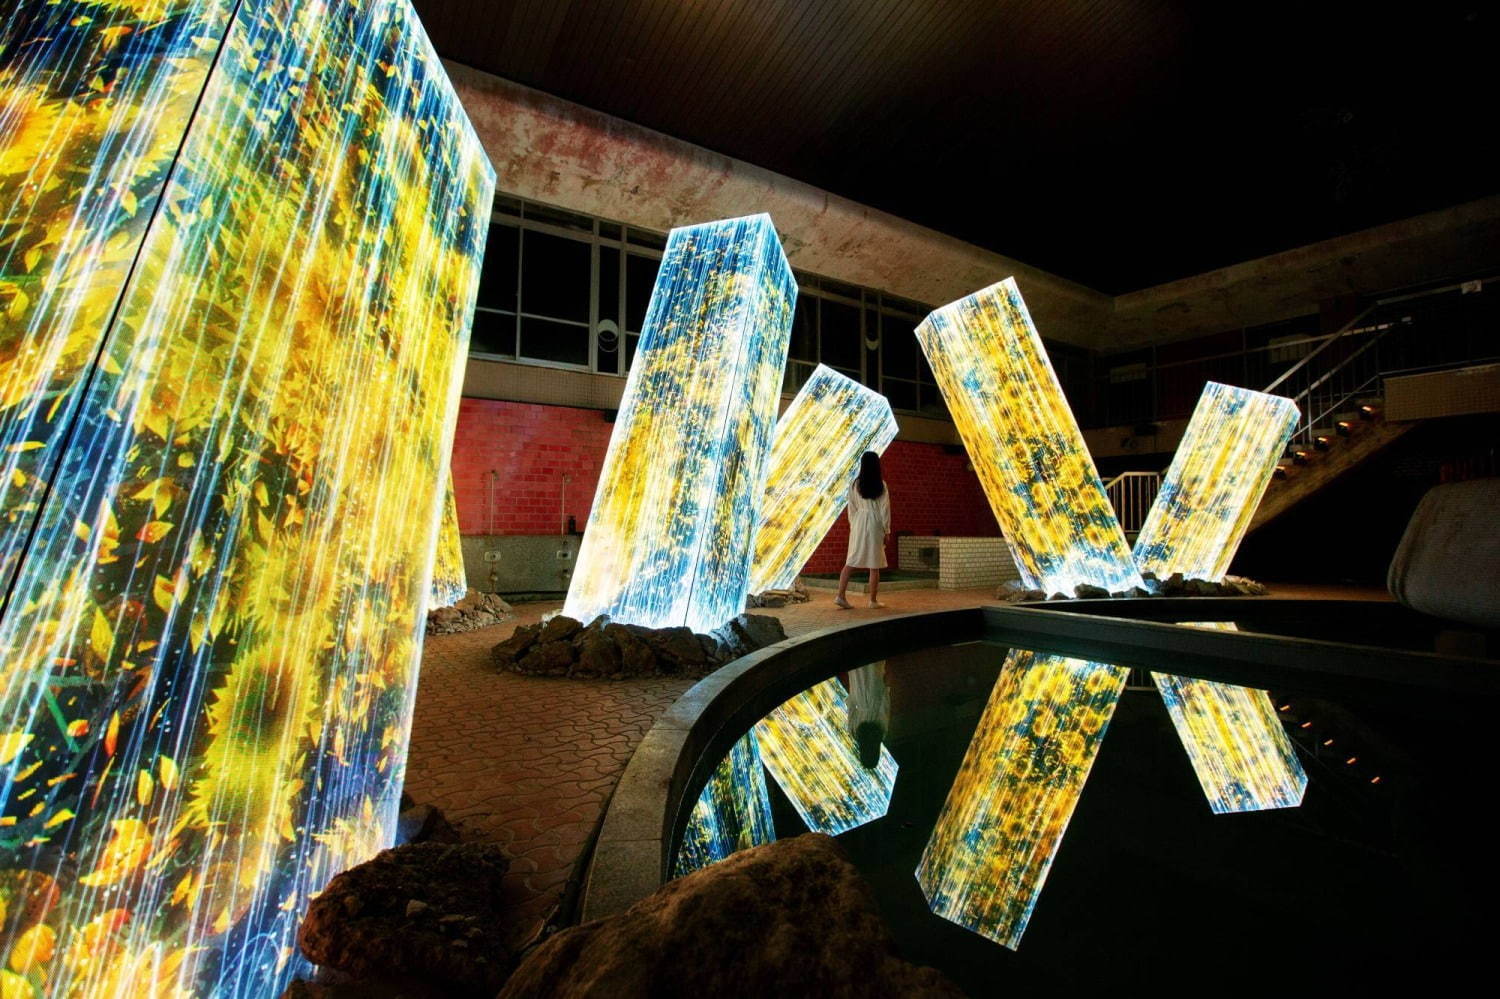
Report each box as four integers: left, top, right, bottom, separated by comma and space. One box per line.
1103, 470, 1161, 533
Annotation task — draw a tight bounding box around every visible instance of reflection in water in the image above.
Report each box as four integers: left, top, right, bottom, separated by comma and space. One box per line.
675, 731, 776, 876
1159, 624, 1306, 812
755, 678, 899, 836
918, 650, 1127, 949
846, 661, 892, 768
1133, 383, 1306, 814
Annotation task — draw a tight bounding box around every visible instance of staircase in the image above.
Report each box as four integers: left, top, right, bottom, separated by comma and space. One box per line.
1249, 275, 1497, 531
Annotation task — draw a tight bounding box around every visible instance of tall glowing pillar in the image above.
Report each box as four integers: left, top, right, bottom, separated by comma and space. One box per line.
563, 214, 795, 633
917, 650, 1126, 949
915, 278, 1141, 595
674, 732, 775, 876
429, 477, 468, 609
753, 678, 898, 836
749, 365, 897, 593
1135, 382, 1306, 812
0, 2, 491, 995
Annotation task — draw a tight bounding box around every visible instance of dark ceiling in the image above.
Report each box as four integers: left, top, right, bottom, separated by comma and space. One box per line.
413, 0, 1499, 294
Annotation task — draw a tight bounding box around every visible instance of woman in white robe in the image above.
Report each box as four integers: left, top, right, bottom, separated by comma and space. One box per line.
835, 450, 891, 609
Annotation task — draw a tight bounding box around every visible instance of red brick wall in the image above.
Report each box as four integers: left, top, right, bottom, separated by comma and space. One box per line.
800, 439, 999, 574
450, 401, 1000, 573
449, 398, 613, 535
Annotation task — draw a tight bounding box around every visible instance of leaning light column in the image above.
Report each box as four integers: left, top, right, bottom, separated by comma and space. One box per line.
748, 364, 898, 594
914, 279, 1132, 948
563, 214, 795, 633
1133, 381, 1306, 813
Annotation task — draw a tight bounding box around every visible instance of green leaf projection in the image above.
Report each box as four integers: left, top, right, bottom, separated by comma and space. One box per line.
749, 364, 898, 594
0, 0, 492, 994
563, 213, 795, 634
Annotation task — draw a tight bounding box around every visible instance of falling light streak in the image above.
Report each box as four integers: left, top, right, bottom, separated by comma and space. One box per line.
0, 2, 492, 995
747, 365, 897, 594
673, 731, 775, 877
563, 213, 795, 633
915, 278, 1142, 595
917, 650, 1126, 950
753, 678, 898, 836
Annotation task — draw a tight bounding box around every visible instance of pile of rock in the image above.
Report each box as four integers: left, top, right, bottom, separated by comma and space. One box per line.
491, 612, 787, 680
498, 834, 962, 998
746, 579, 811, 608
426, 590, 514, 636
997, 571, 1270, 602
296, 842, 515, 997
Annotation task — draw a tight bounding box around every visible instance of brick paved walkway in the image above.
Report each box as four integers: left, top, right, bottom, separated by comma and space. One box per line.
402, 580, 1388, 946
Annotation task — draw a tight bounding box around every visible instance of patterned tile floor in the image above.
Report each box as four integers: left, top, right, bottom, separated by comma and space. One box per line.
402, 580, 1390, 945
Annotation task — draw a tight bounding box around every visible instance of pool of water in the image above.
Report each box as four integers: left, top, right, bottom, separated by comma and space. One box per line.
670, 625, 1490, 991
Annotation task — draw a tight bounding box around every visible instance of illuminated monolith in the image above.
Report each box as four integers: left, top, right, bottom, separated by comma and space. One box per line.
1135, 383, 1306, 812
749, 365, 898, 593
563, 214, 795, 633
753, 678, 898, 836
674, 732, 775, 876
915, 278, 1142, 594
429, 476, 467, 609
0, 1, 491, 994
917, 650, 1126, 949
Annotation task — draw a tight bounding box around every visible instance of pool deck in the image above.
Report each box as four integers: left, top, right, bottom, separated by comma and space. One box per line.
402, 581, 1389, 947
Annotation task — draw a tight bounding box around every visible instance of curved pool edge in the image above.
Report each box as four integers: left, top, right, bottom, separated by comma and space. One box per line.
580, 606, 989, 923
579, 596, 1499, 923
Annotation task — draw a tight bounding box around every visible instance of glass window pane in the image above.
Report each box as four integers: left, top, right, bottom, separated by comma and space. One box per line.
520, 316, 589, 367
789, 295, 817, 362
470, 309, 516, 357
599, 221, 622, 241
627, 227, 666, 251
625, 332, 640, 371
919, 382, 949, 420
626, 253, 659, 333
883, 378, 917, 412
820, 298, 861, 370
476, 222, 517, 312
881, 311, 917, 380
599, 245, 621, 328
783, 360, 816, 395
521, 229, 590, 322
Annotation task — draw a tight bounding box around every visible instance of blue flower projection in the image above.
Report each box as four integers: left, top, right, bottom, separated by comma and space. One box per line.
563, 214, 795, 633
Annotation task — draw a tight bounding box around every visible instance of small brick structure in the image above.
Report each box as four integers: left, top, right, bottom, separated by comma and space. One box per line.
899, 535, 1022, 590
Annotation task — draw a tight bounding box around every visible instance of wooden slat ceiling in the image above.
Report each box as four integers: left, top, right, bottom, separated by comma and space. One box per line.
413, 0, 1499, 294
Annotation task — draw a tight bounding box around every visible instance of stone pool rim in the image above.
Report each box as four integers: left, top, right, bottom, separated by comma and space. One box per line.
581, 598, 1500, 923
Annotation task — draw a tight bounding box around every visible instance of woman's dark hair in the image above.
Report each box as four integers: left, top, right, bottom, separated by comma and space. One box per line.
856, 450, 885, 499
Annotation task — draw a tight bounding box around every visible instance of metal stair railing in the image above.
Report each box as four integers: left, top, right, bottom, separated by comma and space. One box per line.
1102, 470, 1161, 534
1265, 275, 1498, 446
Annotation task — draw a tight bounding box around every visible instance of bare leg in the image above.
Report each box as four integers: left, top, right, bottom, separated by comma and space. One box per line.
835, 564, 854, 608
868, 568, 882, 607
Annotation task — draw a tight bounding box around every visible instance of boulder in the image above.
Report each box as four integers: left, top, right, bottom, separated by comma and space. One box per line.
538, 614, 582, 644
1073, 583, 1109, 599
644, 626, 710, 669
730, 613, 787, 650
574, 629, 622, 678
605, 623, 657, 674
497, 834, 962, 999
298, 842, 513, 996
1160, 572, 1187, 595
491, 624, 540, 667
395, 803, 460, 845
516, 641, 575, 676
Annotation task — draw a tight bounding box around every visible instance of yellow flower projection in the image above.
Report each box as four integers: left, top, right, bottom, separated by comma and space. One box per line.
915, 291, 1306, 947
748, 365, 898, 594
915, 278, 1142, 594
752, 678, 898, 836
429, 476, 467, 609
917, 650, 1127, 949
1135, 383, 1306, 813
673, 732, 775, 877
0, 1, 492, 995
563, 213, 795, 634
